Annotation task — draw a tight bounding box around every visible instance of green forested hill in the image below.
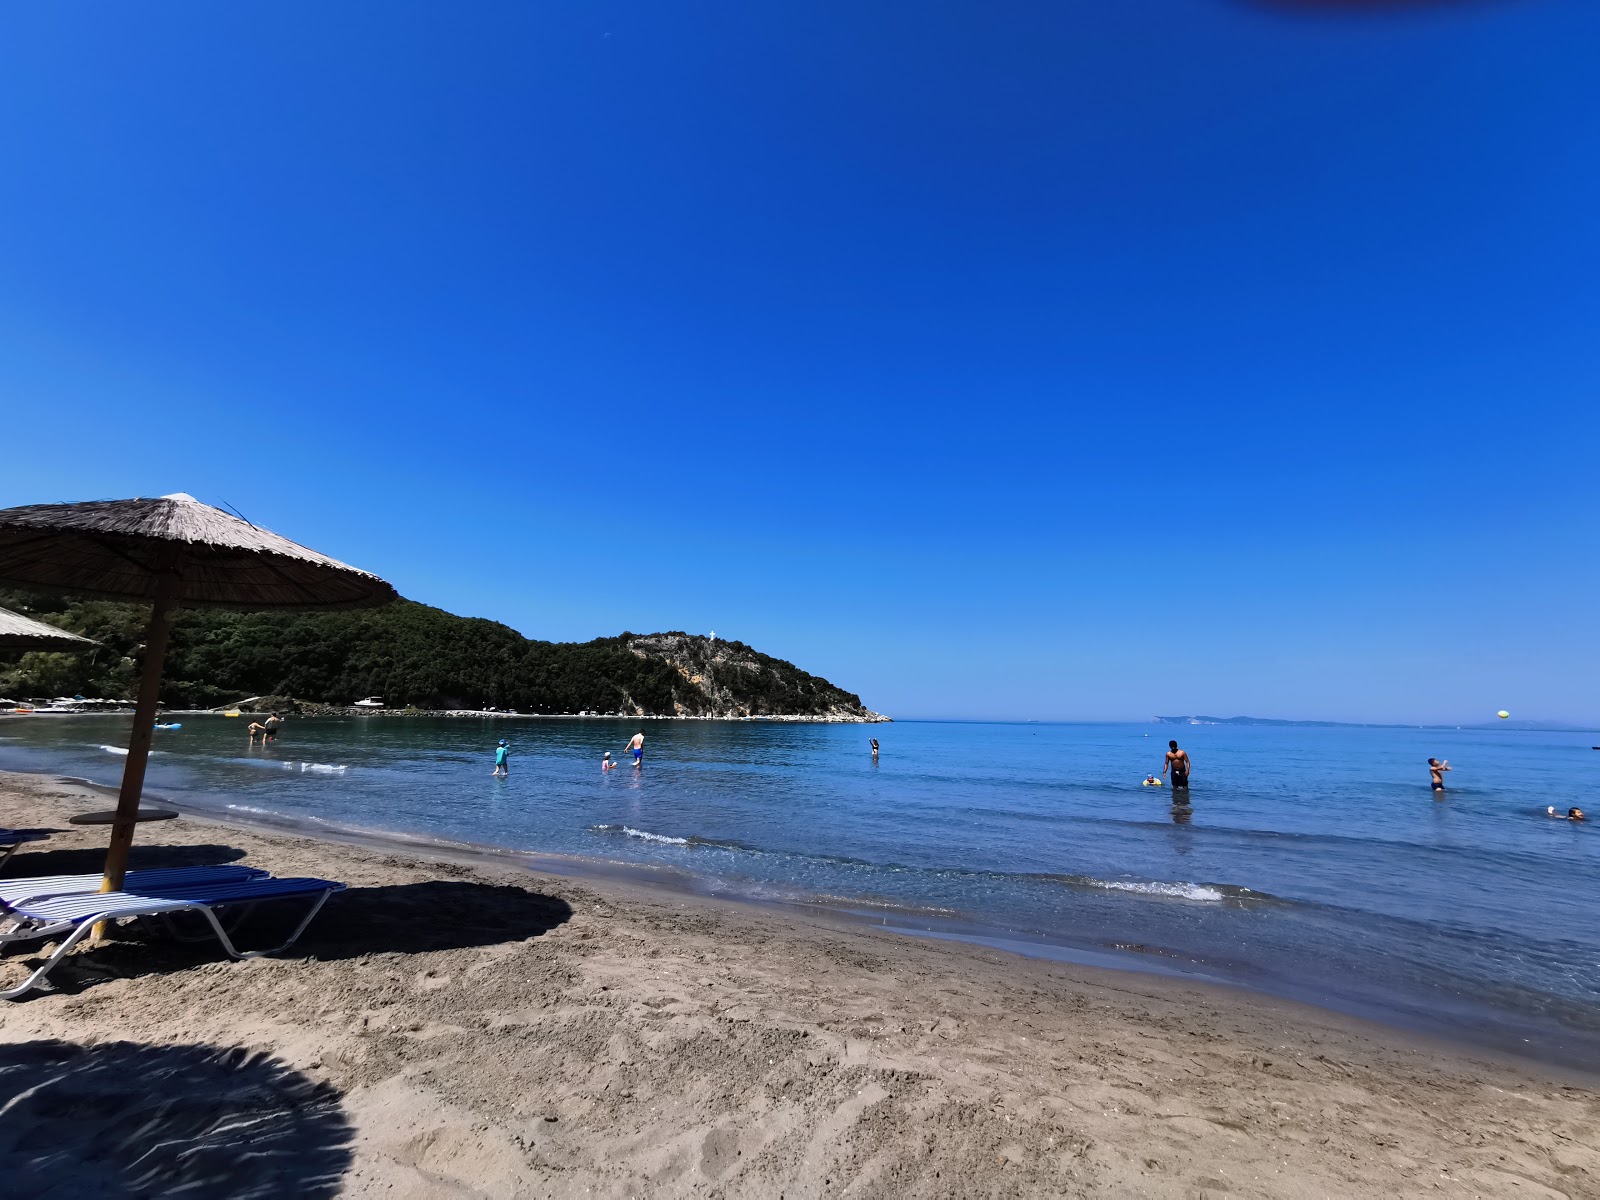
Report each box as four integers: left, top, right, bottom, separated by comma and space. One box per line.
0, 590, 885, 720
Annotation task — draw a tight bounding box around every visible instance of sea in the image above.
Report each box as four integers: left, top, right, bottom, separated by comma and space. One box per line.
2, 714, 1597, 1071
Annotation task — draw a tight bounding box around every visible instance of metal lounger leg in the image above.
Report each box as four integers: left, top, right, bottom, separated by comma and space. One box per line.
0, 918, 104, 1000
0, 844, 17, 873
157, 900, 260, 943
193, 889, 336, 959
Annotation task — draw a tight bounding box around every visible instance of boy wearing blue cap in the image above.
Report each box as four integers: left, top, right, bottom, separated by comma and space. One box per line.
493, 739, 510, 777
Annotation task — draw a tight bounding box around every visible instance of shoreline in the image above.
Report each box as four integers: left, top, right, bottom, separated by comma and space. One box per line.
2, 768, 1598, 1195
8, 757, 1600, 1080
1, 710, 894, 723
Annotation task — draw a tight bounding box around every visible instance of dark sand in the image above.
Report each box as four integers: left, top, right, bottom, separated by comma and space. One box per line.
2, 770, 1596, 1197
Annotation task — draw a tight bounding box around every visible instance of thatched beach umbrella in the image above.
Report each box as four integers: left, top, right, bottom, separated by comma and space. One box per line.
0, 493, 395, 894
0, 606, 97, 650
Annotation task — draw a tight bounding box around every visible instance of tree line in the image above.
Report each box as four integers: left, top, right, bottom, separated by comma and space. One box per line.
0, 589, 869, 717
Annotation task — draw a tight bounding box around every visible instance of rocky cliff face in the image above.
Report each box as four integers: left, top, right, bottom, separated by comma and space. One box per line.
618, 633, 889, 722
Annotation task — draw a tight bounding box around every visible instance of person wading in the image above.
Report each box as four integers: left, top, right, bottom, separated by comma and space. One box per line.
1164, 740, 1192, 791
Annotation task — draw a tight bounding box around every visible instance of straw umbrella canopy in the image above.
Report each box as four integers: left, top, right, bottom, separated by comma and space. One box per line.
0, 493, 395, 894
0, 606, 97, 650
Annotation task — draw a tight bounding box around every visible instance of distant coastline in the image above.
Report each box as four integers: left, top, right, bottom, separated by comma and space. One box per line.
1155, 714, 1600, 734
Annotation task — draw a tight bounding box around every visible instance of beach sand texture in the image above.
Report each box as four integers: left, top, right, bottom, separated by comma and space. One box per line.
1, 771, 1596, 1198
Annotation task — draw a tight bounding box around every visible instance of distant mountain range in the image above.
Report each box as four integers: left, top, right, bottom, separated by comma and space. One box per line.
1155, 715, 1599, 734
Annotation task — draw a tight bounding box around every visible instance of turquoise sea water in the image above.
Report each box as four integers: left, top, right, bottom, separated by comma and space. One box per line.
2, 715, 1597, 1069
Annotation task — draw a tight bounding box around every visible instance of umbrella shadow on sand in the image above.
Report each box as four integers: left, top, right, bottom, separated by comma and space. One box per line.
297, 880, 574, 959
0, 1039, 353, 1198
0, 842, 251, 879
3, 880, 574, 996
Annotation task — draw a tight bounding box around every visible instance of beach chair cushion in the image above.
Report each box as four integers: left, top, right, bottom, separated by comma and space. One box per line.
1, 875, 346, 1000
1, 864, 269, 907
12, 876, 345, 924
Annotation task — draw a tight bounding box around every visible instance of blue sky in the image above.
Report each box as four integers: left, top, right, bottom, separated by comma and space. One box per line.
2, 2, 1596, 723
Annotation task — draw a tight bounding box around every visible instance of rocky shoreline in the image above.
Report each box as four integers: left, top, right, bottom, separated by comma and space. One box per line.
165, 700, 892, 723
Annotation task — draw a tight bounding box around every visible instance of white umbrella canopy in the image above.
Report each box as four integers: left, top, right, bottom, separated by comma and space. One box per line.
0, 493, 396, 896
0, 606, 97, 650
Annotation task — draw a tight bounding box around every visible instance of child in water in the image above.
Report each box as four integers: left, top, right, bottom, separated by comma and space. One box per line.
1143, 774, 1162, 787
1428, 758, 1450, 791
602, 751, 615, 772
492, 739, 509, 777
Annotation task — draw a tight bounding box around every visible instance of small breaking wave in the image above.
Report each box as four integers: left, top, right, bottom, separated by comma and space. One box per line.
1037, 873, 1267, 904
231, 758, 348, 774
588, 824, 746, 849
97, 744, 160, 757
1088, 879, 1228, 903
590, 824, 689, 846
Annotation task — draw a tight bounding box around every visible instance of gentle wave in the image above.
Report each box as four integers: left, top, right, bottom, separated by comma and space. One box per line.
87, 743, 344, 774
1050, 875, 1230, 903
587, 823, 748, 849
584, 822, 1263, 906
231, 759, 349, 774
590, 823, 690, 846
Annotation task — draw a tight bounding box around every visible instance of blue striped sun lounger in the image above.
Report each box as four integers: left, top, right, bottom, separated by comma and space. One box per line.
0, 875, 346, 1000
0, 829, 51, 872
0, 863, 269, 907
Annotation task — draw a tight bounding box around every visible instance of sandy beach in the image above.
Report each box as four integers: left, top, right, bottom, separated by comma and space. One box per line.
1, 769, 1596, 1198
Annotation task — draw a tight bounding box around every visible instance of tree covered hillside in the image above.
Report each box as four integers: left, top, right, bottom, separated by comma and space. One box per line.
0, 589, 885, 720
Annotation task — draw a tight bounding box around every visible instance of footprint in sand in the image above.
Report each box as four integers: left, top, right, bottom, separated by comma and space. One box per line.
699, 1125, 740, 1180
416, 968, 453, 992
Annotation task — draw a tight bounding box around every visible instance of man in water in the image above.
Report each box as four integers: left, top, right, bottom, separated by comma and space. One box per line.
247, 712, 282, 743
493, 739, 509, 777
1547, 806, 1585, 821
1428, 758, 1450, 791
1163, 740, 1191, 790
626, 731, 645, 767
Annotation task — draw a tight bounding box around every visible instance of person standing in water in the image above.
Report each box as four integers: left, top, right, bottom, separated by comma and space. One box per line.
248, 712, 283, 743
626, 731, 645, 767
492, 739, 510, 777
870, 738, 879, 760
1164, 740, 1191, 790
1428, 758, 1450, 792
602, 751, 616, 772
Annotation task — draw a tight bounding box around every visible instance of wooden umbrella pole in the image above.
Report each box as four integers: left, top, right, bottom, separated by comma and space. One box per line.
99, 563, 183, 896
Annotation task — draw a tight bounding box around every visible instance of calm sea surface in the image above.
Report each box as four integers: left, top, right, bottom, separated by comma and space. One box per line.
3, 715, 1597, 1068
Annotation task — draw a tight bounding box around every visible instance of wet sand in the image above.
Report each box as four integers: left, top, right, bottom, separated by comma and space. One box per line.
1, 769, 1596, 1198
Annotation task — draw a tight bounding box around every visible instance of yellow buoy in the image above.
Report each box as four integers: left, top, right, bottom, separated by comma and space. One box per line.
1497, 710, 1510, 720
223, 709, 241, 717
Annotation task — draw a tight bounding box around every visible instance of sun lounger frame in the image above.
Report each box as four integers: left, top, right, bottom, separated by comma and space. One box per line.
0, 877, 344, 1000
0, 829, 51, 872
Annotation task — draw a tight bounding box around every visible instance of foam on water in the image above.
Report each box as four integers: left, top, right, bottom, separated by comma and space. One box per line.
96, 744, 162, 757
1083, 879, 1226, 903
591, 824, 690, 846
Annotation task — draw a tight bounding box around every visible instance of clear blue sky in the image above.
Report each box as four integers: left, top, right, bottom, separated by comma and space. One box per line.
3, 2, 1597, 724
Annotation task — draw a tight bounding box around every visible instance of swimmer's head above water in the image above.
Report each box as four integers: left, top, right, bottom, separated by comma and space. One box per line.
1547, 806, 1586, 821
